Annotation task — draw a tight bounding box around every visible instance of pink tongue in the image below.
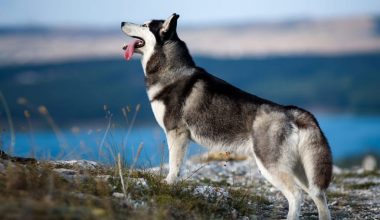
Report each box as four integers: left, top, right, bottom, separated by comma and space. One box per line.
124, 39, 138, 61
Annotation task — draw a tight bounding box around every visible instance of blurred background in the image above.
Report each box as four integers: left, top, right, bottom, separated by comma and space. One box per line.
0, 0, 380, 167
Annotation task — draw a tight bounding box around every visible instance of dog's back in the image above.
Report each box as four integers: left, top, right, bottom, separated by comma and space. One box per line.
153, 66, 333, 219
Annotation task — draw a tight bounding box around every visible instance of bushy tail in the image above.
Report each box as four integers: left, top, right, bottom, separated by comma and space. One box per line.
291, 107, 333, 189
309, 130, 332, 189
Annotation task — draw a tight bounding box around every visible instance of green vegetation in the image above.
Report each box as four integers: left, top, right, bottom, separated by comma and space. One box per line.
345, 182, 378, 190
199, 178, 231, 187
337, 170, 380, 178
326, 191, 348, 199
1, 152, 380, 219
0, 159, 271, 220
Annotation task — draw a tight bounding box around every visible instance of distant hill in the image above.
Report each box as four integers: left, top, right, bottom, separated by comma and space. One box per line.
0, 53, 380, 129
1, 16, 380, 65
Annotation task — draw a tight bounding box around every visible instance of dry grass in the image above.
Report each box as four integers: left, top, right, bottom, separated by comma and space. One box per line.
0, 158, 271, 220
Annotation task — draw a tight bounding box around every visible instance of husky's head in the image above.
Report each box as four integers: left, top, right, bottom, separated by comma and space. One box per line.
121, 13, 180, 61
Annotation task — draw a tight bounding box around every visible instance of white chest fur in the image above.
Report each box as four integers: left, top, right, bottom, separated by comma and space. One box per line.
147, 84, 163, 101
147, 85, 166, 131
150, 100, 166, 130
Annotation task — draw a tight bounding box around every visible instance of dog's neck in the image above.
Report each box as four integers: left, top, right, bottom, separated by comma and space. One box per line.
143, 40, 196, 88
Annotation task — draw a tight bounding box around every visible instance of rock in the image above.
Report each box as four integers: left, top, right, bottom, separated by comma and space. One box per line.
146, 157, 380, 219
50, 160, 99, 169
112, 192, 125, 198
3, 160, 16, 169
53, 168, 78, 181
333, 165, 343, 175
193, 185, 229, 200
0, 150, 37, 164
269, 187, 278, 193
96, 174, 112, 182
128, 178, 148, 188
362, 155, 377, 171
356, 168, 365, 174
231, 209, 238, 219
112, 192, 147, 208
53, 168, 77, 175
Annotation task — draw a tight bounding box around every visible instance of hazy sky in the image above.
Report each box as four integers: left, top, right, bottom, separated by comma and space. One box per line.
1, 0, 380, 27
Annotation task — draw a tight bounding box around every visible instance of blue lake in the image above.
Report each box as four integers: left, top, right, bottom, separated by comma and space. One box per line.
3, 115, 380, 167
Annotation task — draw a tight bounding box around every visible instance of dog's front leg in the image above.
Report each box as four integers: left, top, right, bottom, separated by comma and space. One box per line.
164, 129, 189, 184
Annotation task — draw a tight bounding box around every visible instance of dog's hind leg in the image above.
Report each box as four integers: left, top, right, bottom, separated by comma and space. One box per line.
164, 129, 189, 184
252, 110, 304, 219
293, 164, 331, 220
291, 110, 332, 220
294, 129, 332, 220
299, 146, 332, 220
308, 188, 330, 220
255, 158, 303, 220
277, 174, 303, 220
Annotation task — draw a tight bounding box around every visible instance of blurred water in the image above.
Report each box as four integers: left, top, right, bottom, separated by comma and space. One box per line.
317, 115, 380, 159
3, 115, 380, 167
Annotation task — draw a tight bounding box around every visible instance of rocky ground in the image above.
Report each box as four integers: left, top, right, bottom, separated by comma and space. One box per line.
0, 153, 379, 219
152, 159, 380, 220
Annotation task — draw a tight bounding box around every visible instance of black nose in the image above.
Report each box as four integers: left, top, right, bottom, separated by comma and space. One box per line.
121, 22, 125, 28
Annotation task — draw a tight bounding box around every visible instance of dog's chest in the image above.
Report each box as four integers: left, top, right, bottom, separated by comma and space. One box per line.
147, 85, 166, 130
150, 101, 166, 130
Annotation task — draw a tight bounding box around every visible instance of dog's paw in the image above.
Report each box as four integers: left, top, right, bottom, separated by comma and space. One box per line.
163, 175, 177, 185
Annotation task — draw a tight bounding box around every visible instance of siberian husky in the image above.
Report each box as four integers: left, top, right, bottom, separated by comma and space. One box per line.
121, 14, 333, 220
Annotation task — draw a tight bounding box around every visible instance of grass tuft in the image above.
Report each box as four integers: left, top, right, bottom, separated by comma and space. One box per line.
0, 159, 274, 219
345, 182, 378, 190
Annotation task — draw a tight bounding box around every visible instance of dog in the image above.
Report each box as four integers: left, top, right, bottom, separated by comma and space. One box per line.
121, 13, 333, 220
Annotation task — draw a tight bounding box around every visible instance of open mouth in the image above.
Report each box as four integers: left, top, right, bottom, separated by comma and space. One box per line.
122, 37, 145, 50
122, 37, 145, 61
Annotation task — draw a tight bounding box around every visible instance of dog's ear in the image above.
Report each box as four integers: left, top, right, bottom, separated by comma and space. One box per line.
160, 13, 180, 39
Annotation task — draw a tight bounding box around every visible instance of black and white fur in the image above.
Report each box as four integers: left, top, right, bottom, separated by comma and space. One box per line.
121, 14, 333, 220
